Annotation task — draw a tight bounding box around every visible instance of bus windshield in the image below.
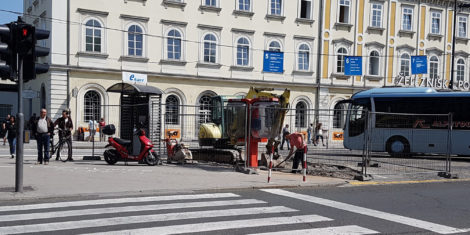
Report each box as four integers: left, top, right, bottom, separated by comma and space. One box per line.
348, 98, 370, 137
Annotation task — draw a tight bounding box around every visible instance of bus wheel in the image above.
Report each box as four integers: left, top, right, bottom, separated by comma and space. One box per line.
386, 136, 410, 157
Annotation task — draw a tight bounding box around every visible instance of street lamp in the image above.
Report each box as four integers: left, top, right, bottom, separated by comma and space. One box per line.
450, 1, 470, 90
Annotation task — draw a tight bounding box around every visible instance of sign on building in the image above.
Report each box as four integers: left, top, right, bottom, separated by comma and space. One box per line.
344, 56, 362, 76
122, 71, 148, 85
411, 56, 427, 74
263, 51, 284, 73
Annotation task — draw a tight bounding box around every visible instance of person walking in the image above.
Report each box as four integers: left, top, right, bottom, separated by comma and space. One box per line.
88, 119, 98, 142
307, 123, 313, 144
285, 132, 307, 173
314, 123, 325, 146
32, 109, 54, 165
99, 117, 106, 141
5, 116, 16, 158
2, 114, 10, 145
280, 124, 290, 150
54, 110, 74, 161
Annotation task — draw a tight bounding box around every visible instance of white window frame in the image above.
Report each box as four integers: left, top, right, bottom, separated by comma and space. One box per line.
235, 36, 252, 66
165, 28, 184, 61
458, 15, 468, 38
430, 11, 441, 35
126, 23, 145, 57
269, 0, 283, 16
399, 53, 411, 76
203, 0, 218, 7
370, 2, 383, 28
298, 0, 313, 20
368, 50, 380, 76
338, 0, 351, 24
336, 47, 348, 73
82, 17, 105, 53
401, 6, 413, 31
267, 39, 283, 52
456, 58, 466, 82
201, 32, 219, 63
429, 55, 439, 79
297, 43, 311, 71
237, 0, 251, 11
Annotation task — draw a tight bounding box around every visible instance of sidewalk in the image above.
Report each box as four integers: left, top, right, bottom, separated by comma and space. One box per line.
0, 157, 347, 201
0, 140, 107, 150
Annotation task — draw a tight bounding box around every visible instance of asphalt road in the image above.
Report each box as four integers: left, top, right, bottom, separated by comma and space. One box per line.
0, 182, 469, 234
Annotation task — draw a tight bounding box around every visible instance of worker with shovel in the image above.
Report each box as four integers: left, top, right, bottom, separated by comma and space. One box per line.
284, 132, 307, 173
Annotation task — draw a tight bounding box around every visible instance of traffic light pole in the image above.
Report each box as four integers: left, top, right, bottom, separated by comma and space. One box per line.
15, 55, 24, 193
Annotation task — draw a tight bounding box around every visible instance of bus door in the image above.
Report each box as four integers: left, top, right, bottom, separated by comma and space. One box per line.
344, 99, 369, 150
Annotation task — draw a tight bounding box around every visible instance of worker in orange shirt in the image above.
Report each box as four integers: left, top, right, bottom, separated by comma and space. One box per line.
285, 132, 307, 173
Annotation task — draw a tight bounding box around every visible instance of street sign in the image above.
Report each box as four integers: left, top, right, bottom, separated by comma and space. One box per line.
411, 56, 427, 74
344, 56, 362, 76
263, 51, 284, 73
122, 71, 147, 85
22, 89, 37, 99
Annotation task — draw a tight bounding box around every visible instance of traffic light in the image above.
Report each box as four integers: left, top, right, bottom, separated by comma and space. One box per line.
22, 25, 50, 82
0, 24, 16, 80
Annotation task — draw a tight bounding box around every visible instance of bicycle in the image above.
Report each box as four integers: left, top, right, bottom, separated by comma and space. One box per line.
50, 128, 72, 162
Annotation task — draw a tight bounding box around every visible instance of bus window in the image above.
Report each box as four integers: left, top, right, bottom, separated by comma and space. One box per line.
348, 99, 369, 137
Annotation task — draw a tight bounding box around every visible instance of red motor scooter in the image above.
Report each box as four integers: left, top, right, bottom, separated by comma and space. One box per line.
103, 125, 161, 166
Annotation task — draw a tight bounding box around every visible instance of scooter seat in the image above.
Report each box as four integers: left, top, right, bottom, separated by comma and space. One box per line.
113, 138, 132, 146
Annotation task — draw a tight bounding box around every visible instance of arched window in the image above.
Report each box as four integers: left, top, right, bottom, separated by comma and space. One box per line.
268, 40, 281, 52
128, 25, 143, 56
167, 29, 182, 60
84, 90, 101, 122
298, 44, 310, 71
40, 85, 46, 109
430, 56, 439, 79
336, 48, 347, 73
457, 58, 465, 82
369, 51, 379, 75
85, 19, 102, 52
333, 102, 347, 128
199, 95, 213, 124
165, 95, 180, 125
237, 37, 250, 66
400, 53, 410, 76
295, 102, 307, 128
203, 34, 217, 63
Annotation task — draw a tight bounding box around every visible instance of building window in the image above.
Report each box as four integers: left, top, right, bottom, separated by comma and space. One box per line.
204, 0, 217, 7
458, 16, 467, 38
203, 33, 217, 63
128, 25, 143, 57
336, 47, 347, 73
270, 0, 282, 15
298, 43, 310, 71
268, 40, 282, 52
402, 7, 413, 31
457, 59, 465, 82
369, 51, 379, 75
238, 0, 250, 11
338, 0, 350, 23
400, 53, 410, 76
236, 37, 250, 66
333, 102, 347, 128
40, 85, 46, 109
85, 19, 102, 52
198, 95, 213, 124
431, 11, 441, 34
370, 3, 383, 28
429, 56, 439, 79
295, 102, 306, 128
299, 0, 312, 19
165, 95, 180, 125
84, 90, 101, 122
167, 29, 182, 60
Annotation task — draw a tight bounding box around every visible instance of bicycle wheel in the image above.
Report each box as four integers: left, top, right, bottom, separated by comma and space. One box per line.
57, 141, 71, 162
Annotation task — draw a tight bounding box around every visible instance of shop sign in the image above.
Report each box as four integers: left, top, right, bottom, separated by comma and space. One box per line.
122, 71, 147, 85
344, 56, 362, 76
263, 51, 284, 73
394, 74, 470, 91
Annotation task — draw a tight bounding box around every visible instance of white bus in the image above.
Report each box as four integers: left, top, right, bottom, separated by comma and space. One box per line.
343, 87, 470, 156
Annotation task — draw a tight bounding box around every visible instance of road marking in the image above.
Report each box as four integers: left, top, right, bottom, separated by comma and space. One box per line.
0, 199, 266, 222
0, 193, 240, 212
349, 178, 470, 186
81, 215, 332, 235
248, 225, 379, 235
0, 206, 296, 234
262, 189, 469, 234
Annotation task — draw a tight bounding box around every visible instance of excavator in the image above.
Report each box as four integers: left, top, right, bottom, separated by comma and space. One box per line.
193, 87, 290, 164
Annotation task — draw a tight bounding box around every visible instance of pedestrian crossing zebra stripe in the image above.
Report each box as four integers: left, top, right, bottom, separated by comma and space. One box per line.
0, 199, 266, 222
248, 225, 380, 235
0, 206, 296, 234
81, 215, 333, 235
0, 193, 240, 212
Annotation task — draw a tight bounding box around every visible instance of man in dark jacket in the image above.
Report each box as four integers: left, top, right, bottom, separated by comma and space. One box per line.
31, 109, 54, 165
53, 110, 74, 161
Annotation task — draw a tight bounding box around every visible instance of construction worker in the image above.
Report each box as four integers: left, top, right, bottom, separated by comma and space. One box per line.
285, 132, 307, 173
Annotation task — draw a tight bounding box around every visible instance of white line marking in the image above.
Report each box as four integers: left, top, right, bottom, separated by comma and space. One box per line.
81, 215, 332, 235
262, 189, 469, 234
248, 225, 379, 235
0, 199, 266, 222
0, 193, 239, 212
0, 206, 296, 234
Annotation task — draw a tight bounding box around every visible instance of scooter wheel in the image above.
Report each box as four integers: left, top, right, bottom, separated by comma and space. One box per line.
104, 149, 118, 165
145, 152, 160, 166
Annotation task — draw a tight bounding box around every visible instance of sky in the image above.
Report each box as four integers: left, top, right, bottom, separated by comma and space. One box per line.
0, 0, 23, 24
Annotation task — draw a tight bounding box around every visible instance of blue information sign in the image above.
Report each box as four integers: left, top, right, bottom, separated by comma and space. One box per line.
411, 56, 427, 74
344, 56, 363, 76
263, 51, 284, 73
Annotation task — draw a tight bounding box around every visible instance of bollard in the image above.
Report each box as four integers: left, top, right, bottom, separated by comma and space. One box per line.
267, 146, 274, 183
303, 146, 307, 182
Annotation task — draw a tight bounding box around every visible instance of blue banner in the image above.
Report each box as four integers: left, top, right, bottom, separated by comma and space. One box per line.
263, 51, 284, 73
344, 56, 362, 76
411, 56, 427, 74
